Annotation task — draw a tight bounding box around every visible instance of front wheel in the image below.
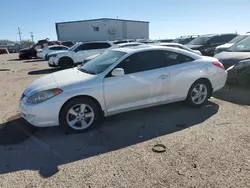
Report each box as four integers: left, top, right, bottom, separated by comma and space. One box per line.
59, 57, 74, 69
186, 80, 211, 107
45, 54, 49, 60
59, 98, 102, 133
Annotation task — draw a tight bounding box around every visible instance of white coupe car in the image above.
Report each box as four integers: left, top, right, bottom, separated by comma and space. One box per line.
36, 45, 69, 60
20, 45, 227, 133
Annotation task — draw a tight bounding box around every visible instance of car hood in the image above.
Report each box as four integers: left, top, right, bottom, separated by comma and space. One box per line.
47, 50, 68, 57
216, 43, 234, 49
24, 74, 57, 96
24, 68, 95, 96
214, 51, 250, 69
85, 53, 100, 61
51, 68, 95, 88
186, 45, 203, 49
19, 47, 32, 52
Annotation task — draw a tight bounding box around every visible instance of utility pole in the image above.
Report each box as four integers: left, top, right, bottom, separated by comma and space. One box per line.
17, 27, 22, 43
30, 32, 34, 42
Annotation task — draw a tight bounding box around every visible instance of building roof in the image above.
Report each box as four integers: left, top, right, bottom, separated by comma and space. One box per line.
56, 18, 149, 25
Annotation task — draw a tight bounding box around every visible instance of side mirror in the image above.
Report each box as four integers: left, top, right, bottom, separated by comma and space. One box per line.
111, 68, 124, 77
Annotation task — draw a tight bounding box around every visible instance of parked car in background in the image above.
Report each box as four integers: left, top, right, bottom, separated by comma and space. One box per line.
0, 43, 20, 53
19, 39, 59, 59
83, 42, 144, 63
214, 35, 250, 84
0, 48, 9, 54
19, 44, 37, 59
214, 34, 250, 55
172, 35, 198, 45
154, 43, 202, 55
113, 39, 135, 44
158, 39, 174, 43
20, 45, 227, 133
36, 45, 69, 60
48, 41, 113, 69
187, 33, 238, 56
60, 41, 75, 47
136, 39, 155, 44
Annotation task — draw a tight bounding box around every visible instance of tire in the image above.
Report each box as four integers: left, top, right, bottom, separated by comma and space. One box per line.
186, 80, 211, 108
59, 57, 74, 70
45, 54, 49, 61
59, 98, 102, 133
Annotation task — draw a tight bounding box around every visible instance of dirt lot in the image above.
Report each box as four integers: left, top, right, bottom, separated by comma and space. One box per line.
0, 53, 250, 188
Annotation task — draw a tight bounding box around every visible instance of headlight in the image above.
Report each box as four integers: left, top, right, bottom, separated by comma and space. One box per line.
27, 88, 63, 104
48, 54, 58, 58
235, 59, 250, 69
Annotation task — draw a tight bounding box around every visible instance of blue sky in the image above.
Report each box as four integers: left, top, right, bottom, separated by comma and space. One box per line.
1, 0, 250, 41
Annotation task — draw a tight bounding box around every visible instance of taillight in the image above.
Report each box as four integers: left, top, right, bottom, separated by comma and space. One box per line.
212, 62, 225, 70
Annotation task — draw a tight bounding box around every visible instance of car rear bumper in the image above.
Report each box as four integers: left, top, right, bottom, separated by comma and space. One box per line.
210, 71, 228, 92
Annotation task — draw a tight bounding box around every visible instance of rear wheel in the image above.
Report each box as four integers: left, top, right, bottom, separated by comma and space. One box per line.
186, 80, 211, 107
59, 57, 74, 69
45, 54, 49, 60
59, 98, 102, 133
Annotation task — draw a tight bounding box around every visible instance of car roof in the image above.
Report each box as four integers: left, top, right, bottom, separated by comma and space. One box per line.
48, 45, 68, 48
112, 45, 201, 59
155, 42, 183, 46
116, 42, 143, 46
199, 33, 237, 38
79, 41, 113, 45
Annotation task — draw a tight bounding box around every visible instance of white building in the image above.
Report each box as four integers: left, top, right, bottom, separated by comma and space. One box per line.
55, 18, 149, 42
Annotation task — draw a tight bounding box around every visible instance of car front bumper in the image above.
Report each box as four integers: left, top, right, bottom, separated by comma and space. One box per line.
48, 57, 58, 67
37, 52, 45, 59
19, 97, 62, 127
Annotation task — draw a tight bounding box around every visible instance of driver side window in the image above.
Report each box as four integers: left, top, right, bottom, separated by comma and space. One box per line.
74, 44, 86, 52
116, 51, 153, 74
114, 50, 194, 75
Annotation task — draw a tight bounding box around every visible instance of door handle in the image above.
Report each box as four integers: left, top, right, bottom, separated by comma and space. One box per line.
158, 75, 169, 79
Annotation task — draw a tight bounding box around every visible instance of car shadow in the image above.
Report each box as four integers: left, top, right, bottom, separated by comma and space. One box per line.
0, 114, 38, 145
23, 59, 46, 63
7, 59, 22, 61
28, 68, 59, 75
213, 84, 250, 106
0, 102, 219, 178
0, 69, 11, 72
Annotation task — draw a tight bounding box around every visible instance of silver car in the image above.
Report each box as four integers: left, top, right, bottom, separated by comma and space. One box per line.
20, 45, 227, 133
154, 42, 202, 55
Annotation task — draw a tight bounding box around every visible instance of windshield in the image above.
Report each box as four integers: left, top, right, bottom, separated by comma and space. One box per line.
172, 38, 185, 43
80, 51, 126, 74
228, 36, 250, 52
228, 35, 247, 44
188, 36, 212, 45
68, 43, 79, 51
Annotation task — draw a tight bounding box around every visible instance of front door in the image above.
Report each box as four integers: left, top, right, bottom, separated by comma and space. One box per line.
103, 50, 171, 113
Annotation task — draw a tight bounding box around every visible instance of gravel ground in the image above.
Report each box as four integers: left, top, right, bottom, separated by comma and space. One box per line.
0, 54, 250, 188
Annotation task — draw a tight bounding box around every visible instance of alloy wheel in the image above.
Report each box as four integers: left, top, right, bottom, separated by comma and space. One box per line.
66, 103, 95, 130
191, 84, 208, 105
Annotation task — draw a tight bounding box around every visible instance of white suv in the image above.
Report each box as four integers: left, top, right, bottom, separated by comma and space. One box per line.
48, 41, 113, 69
